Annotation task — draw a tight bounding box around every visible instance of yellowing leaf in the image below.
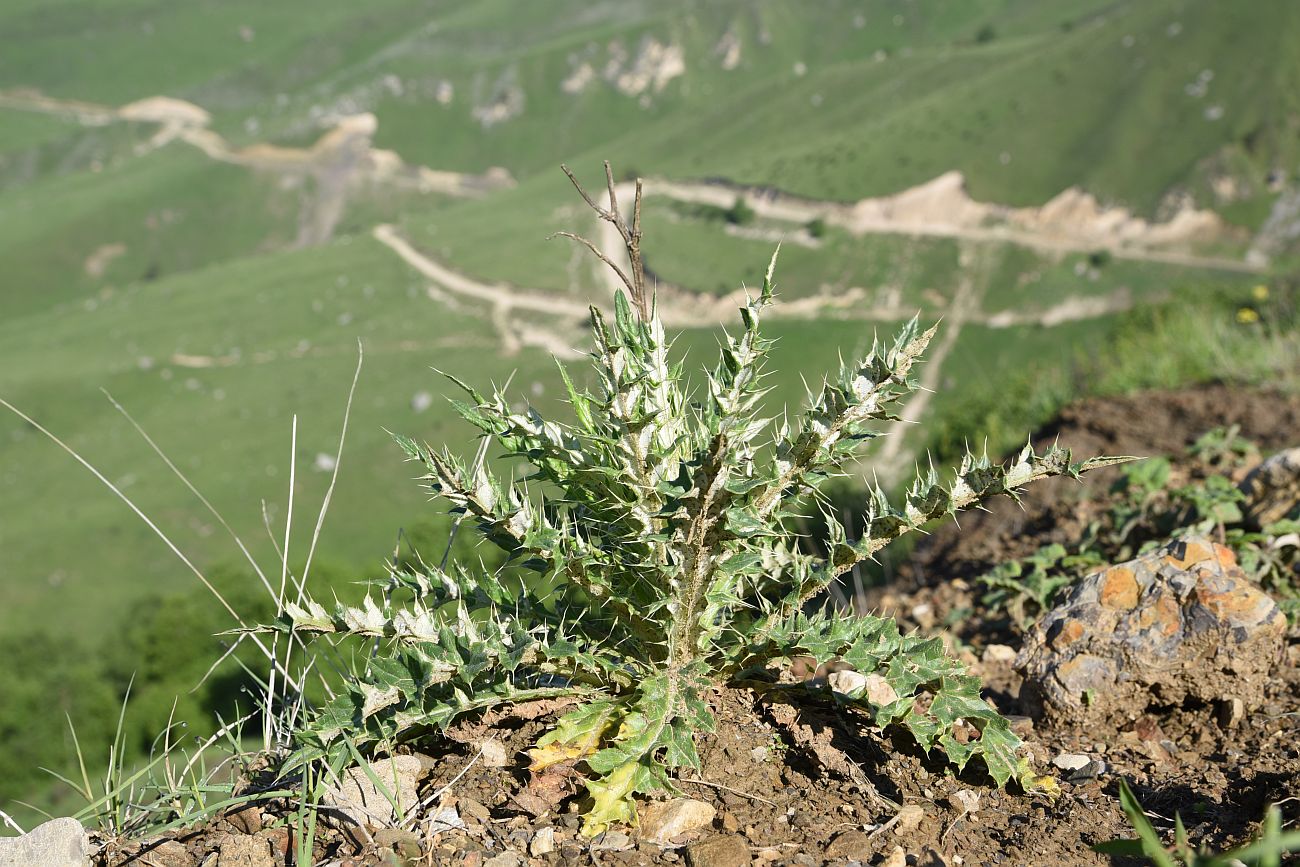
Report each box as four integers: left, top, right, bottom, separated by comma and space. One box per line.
1025, 769, 1061, 799
581, 760, 642, 836
529, 702, 619, 772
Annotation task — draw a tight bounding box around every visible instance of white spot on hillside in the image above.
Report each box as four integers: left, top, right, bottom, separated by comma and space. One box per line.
562, 61, 595, 94
714, 25, 742, 70
472, 67, 525, 127
83, 243, 126, 278
603, 37, 685, 98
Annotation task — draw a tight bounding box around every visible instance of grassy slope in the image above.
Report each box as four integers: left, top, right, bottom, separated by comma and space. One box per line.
0, 0, 1294, 637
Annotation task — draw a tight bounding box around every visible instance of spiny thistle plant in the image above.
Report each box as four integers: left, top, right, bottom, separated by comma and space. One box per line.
265, 164, 1126, 835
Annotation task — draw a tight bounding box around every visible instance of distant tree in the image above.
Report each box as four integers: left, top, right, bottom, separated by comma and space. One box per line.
975, 24, 997, 44
806, 217, 827, 239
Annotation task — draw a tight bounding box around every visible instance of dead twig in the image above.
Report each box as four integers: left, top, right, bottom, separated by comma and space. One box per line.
678, 776, 777, 807
556, 161, 650, 321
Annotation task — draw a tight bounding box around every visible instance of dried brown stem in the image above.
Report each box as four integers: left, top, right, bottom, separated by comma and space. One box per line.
558, 161, 651, 322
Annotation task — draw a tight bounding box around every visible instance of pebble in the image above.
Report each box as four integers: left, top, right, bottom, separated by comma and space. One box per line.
591, 830, 634, 852
477, 739, 510, 767
882, 846, 908, 867
911, 603, 936, 629
640, 798, 717, 844
428, 807, 465, 833
686, 834, 750, 867
458, 797, 492, 824
529, 827, 556, 856
825, 830, 873, 861
1052, 753, 1091, 772
981, 643, 1017, 664
896, 804, 926, 833
1051, 753, 1106, 781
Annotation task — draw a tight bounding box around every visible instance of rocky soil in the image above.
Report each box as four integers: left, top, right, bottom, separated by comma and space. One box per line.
30, 384, 1300, 866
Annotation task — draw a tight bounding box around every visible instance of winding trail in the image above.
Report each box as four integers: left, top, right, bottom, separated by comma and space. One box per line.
0, 89, 514, 246
612, 177, 1263, 274
373, 224, 588, 359
874, 243, 987, 473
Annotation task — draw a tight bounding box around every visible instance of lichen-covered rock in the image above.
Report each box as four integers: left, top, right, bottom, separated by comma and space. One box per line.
321, 755, 422, 829
1239, 447, 1300, 529
0, 818, 91, 867
1016, 536, 1286, 724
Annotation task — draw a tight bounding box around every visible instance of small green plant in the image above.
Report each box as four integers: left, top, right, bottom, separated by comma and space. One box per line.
725, 195, 756, 225
978, 543, 1103, 630
266, 164, 1123, 834
1095, 778, 1300, 866
806, 217, 828, 239
982, 430, 1300, 627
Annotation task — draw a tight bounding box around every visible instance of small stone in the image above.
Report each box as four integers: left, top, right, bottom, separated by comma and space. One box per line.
458, 797, 492, 824
1239, 447, 1300, 528
529, 827, 556, 856
981, 644, 1017, 664
477, 739, 510, 768
591, 830, 634, 851
911, 603, 936, 629
1216, 697, 1246, 730
226, 805, 264, 835
1007, 715, 1035, 737
686, 835, 751, 867
827, 669, 867, 694
641, 798, 717, 844
896, 804, 925, 833
428, 807, 466, 833
0, 818, 91, 867
720, 812, 739, 833
375, 828, 422, 858
882, 846, 908, 867
412, 752, 440, 777
215, 834, 275, 867
322, 755, 422, 829
1051, 753, 1091, 772
950, 789, 979, 814
825, 830, 872, 861
483, 853, 521, 867
826, 670, 900, 706
1051, 753, 1104, 781
139, 840, 193, 867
